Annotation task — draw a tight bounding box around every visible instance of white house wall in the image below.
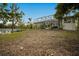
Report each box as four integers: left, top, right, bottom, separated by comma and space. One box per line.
63, 23, 76, 30
62, 19, 77, 31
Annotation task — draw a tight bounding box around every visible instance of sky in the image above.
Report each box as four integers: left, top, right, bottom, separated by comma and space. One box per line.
16, 3, 57, 23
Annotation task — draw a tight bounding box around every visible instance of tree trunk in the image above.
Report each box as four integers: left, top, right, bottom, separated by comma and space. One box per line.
58, 19, 60, 29
77, 17, 79, 31
58, 19, 62, 29
11, 19, 14, 33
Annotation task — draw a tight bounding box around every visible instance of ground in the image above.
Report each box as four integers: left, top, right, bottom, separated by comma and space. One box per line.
0, 29, 79, 56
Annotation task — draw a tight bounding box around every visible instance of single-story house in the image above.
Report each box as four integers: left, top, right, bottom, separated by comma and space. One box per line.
62, 16, 78, 31
33, 17, 78, 31
33, 19, 58, 29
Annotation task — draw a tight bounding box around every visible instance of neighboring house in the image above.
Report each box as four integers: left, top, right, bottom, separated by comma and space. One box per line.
29, 15, 59, 29
33, 19, 58, 29
33, 17, 78, 31
62, 17, 78, 31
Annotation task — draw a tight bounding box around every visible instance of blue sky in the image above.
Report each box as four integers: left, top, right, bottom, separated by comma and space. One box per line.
17, 3, 57, 23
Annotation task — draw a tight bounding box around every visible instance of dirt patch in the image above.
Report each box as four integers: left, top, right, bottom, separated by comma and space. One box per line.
0, 30, 79, 56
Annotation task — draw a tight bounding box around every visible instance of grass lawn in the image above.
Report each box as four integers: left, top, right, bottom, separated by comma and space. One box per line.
0, 31, 25, 41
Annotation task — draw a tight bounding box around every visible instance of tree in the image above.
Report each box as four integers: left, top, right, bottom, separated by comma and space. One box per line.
54, 4, 64, 29
9, 3, 24, 33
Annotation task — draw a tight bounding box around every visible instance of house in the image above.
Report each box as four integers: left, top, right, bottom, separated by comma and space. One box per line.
33, 17, 78, 31
26, 14, 78, 31
33, 19, 58, 29
62, 16, 78, 31
28, 15, 58, 29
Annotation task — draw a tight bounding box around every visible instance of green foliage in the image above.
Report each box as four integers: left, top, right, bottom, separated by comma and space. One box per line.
26, 24, 33, 29
54, 3, 79, 19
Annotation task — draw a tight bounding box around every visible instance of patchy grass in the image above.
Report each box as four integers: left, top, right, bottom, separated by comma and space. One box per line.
0, 31, 25, 41
57, 30, 79, 55
0, 30, 79, 56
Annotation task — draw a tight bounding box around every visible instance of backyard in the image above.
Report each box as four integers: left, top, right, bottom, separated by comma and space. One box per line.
0, 29, 79, 56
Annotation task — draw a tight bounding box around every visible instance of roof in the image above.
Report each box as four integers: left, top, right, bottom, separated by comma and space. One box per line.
34, 19, 58, 24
